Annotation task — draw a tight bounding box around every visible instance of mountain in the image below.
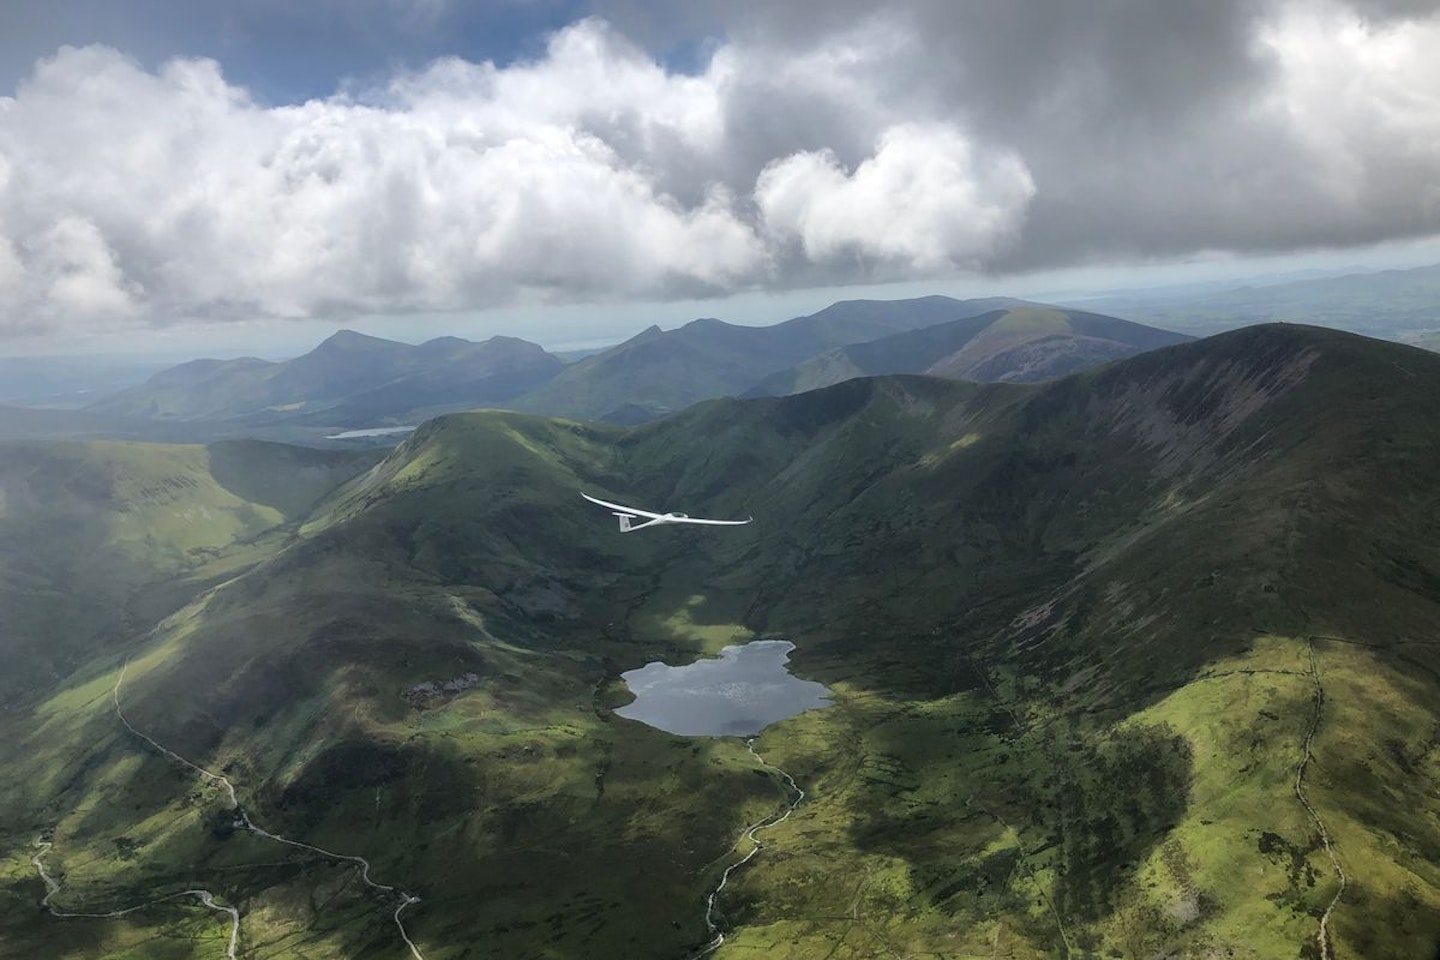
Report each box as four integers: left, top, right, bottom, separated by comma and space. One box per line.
747, 304, 1190, 396
508, 295, 1021, 423
89, 356, 277, 421
3, 325, 1440, 958
0, 439, 380, 705
74, 298, 1176, 435
1073, 261, 1440, 339
86, 331, 564, 426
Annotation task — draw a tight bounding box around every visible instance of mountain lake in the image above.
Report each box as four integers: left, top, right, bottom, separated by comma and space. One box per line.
615, 639, 832, 736
324, 425, 417, 439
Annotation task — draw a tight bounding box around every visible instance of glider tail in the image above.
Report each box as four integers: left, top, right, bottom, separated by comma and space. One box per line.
615, 513, 635, 533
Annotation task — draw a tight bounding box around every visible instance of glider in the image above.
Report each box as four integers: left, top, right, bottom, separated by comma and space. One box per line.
581, 493, 753, 533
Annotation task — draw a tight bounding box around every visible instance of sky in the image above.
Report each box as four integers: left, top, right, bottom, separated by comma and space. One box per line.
1, 0, 1439, 357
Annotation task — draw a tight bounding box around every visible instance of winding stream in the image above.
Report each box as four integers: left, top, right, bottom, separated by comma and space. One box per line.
33, 662, 429, 959
690, 738, 806, 959
1297, 640, 1345, 960
31, 839, 241, 960
44, 643, 822, 957
613, 640, 822, 958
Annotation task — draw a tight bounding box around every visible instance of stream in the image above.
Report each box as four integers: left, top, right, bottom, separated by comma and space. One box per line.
32, 839, 241, 960
690, 739, 806, 959
32, 662, 428, 959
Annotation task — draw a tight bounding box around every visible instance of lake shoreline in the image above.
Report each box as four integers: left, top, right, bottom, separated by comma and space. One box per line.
615, 639, 833, 737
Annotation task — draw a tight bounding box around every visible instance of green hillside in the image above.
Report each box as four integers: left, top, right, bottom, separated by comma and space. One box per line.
2, 325, 1439, 958
0, 440, 379, 706
749, 305, 1190, 396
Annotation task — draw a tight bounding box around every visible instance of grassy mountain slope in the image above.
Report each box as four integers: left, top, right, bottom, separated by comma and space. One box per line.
749, 305, 1190, 396
90, 356, 278, 420
2, 325, 1439, 958
0, 440, 379, 706
88, 331, 563, 427
508, 296, 1018, 423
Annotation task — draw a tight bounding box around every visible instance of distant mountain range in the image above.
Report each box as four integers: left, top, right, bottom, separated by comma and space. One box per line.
745, 304, 1189, 397
77, 296, 1188, 434
1072, 261, 1440, 338
87, 330, 563, 426
12, 262, 1440, 441
507, 295, 1027, 423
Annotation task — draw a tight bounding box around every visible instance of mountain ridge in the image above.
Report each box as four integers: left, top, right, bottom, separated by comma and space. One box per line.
747, 304, 1191, 397
87, 331, 564, 426
510, 295, 1038, 423
74, 296, 1187, 435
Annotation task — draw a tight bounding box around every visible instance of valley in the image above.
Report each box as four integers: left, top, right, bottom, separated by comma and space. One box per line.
694, 739, 807, 959
0, 324, 1438, 958
31, 839, 242, 960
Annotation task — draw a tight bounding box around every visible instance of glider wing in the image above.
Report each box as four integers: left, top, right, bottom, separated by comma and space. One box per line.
581, 493, 664, 519
672, 516, 753, 526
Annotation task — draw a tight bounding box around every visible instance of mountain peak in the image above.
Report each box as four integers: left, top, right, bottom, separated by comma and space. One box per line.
623, 325, 665, 345
313, 329, 403, 354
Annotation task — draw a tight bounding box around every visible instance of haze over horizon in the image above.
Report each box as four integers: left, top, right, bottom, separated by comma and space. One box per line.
2, 0, 1439, 357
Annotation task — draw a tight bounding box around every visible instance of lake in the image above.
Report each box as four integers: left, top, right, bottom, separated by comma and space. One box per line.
615, 639, 832, 737
324, 425, 417, 439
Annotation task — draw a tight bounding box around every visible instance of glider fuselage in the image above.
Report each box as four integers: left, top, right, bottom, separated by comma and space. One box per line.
581, 493, 751, 532
614, 512, 689, 532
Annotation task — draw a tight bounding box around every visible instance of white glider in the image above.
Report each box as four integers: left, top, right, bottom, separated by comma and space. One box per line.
581, 493, 753, 533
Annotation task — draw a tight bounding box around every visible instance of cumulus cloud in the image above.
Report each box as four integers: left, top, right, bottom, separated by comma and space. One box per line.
1257, 1, 1440, 224
0, 32, 766, 332
0, 21, 1036, 334
756, 124, 1035, 273
1, 1, 1439, 336
602, 0, 1440, 268
1005, 0, 1440, 264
